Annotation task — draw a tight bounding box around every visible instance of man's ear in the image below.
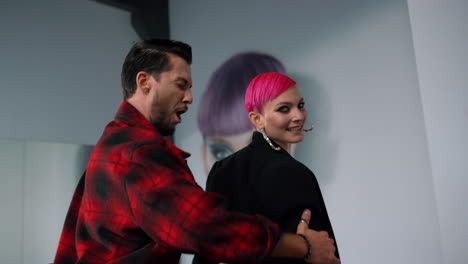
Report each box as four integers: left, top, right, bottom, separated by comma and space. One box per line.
248, 111, 264, 130
136, 71, 152, 95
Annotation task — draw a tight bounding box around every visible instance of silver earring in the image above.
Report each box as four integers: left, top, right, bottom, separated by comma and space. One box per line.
260, 128, 281, 151
303, 125, 314, 132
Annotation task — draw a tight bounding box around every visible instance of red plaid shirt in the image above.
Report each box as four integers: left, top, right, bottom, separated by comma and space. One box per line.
54, 101, 281, 264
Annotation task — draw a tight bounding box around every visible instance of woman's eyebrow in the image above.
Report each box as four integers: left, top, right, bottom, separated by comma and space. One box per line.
275, 101, 292, 106
275, 98, 304, 106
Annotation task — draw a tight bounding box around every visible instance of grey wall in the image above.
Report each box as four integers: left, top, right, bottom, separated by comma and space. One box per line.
0, 0, 465, 263
171, 0, 447, 263
408, 1, 468, 263
0, 0, 139, 145
0, 0, 138, 263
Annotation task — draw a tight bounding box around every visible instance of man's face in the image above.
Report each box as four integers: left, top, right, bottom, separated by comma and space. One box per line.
148, 54, 193, 135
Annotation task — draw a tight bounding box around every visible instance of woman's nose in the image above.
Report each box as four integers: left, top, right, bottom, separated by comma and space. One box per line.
292, 107, 306, 121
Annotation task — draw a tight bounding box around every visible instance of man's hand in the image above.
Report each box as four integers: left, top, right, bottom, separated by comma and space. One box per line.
296, 210, 340, 264
304, 229, 340, 264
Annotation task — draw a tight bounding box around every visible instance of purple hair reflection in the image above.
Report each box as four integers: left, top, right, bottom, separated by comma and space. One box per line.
197, 52, 286, 137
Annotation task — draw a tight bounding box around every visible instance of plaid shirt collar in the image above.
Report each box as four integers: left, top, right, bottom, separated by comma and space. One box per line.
115, 101, 191, 159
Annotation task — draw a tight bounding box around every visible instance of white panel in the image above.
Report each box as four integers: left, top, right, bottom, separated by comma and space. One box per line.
408, 1, 468, 263
22, 141, 91, 264
0, 140, 24, 264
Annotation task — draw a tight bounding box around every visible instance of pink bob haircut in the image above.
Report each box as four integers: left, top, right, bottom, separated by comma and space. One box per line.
245, 72, 297, 113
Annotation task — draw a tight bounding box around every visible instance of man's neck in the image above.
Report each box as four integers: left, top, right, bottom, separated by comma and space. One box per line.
127, 97, 150, 121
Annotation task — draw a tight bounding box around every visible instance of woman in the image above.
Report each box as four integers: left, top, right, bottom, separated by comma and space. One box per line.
197, 52, 290, 178
195, 72, 339, 263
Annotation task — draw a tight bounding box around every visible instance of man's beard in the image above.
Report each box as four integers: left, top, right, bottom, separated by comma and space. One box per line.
151, 113, 175, 136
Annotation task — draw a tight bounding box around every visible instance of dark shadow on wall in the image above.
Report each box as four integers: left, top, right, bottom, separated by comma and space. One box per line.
93, 0, 169, 39
74, 144, 94, 179
290, 73, 338, 186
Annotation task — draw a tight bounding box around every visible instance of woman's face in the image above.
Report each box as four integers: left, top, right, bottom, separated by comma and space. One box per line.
260, 85, 307, 149
202, 130, 253, 175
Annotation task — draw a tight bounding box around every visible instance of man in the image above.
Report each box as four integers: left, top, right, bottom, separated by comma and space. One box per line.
54, 39, 339, 264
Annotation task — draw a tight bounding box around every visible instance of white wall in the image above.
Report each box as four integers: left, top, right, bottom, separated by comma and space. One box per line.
0, 0, 139, 145
171, 1, 443, 263
408, 1, 468, 264
0, 140, 92, 264
0, 141, 24, 264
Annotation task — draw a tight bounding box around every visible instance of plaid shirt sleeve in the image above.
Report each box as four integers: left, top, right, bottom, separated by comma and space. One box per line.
125, 143, 281, 263
53, 173, 85, 264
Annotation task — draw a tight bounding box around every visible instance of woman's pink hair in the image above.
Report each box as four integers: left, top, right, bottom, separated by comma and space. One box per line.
245, 72, 296, 113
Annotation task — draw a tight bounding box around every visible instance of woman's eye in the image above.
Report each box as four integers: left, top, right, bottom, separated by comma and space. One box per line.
277, 106, 289, 113
298, 102, 305, 109
209, 144, 234, 160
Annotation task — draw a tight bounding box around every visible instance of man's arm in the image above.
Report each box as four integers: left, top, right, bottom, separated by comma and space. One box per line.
129, 145, 339, 264
127, 145, 282, 263
271, 232, 309, 258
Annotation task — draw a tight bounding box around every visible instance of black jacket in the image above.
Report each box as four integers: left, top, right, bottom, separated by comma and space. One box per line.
194, 131, 339, 263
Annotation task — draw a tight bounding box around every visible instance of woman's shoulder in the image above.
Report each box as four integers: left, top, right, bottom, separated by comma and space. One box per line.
259, 153, 315, 182
207, 145, 256, 181
206, 146, 259, 192
264, 150, 304, 167
226, 144, 308, 173
216, 145, 254, 167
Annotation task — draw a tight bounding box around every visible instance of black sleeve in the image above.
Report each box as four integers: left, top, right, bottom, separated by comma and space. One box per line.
261, 162, 340, 259
256, 162, 317, 233
206, 160, 221, 192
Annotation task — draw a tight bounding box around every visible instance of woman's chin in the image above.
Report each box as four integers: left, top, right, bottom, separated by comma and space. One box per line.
287, 135, 304, 144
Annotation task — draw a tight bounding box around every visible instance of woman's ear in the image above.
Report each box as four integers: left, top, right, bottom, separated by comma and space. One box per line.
249, 111, 264, 130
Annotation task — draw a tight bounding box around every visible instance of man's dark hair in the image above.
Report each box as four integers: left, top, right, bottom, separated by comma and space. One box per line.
121, 39, 192, 100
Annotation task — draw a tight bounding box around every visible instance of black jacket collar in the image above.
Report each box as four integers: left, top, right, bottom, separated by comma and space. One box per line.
250, 131, 289, 155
